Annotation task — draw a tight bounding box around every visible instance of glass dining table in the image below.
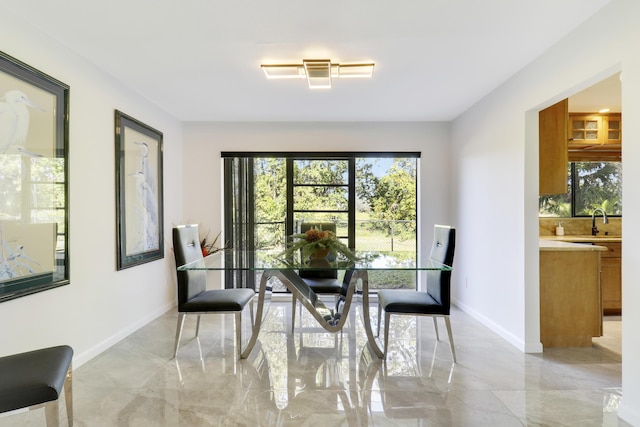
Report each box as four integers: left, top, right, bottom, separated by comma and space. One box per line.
177, 250, 452, 359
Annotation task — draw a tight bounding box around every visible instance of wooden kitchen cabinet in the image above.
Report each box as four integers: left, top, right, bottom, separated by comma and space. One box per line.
600, 242, 622, 315
540, 242, 604, 347
568, 113, 621, 161
569, 113, 621, 145
539, 99, 568, 195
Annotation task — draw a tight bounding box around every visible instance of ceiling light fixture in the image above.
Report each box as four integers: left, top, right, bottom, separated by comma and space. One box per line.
261, 59, 374, 89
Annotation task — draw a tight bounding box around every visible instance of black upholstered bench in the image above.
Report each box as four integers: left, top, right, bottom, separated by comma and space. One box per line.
0, 345, 73, 426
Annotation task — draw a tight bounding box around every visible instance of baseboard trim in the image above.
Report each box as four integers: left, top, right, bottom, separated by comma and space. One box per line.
452, 298, 543, 353
73, 301, 175, 368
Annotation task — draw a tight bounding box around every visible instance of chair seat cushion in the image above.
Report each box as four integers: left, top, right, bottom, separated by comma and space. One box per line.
301, 278, 342, 294
0, 345, 73, 413
180, 288, 255, 312
378, 289, 448, 315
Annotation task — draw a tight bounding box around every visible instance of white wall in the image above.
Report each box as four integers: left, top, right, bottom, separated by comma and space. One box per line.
182, 121, 452, 286
0, 11, 183, 366
450, 0, 639, 423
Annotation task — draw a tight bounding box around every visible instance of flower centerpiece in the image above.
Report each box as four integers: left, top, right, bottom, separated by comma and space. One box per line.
200, 230, 226, 256
279, 226, 359, 262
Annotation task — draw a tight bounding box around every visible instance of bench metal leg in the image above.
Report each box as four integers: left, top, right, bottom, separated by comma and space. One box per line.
44, 399, 59, 427
64, 364, 73, 426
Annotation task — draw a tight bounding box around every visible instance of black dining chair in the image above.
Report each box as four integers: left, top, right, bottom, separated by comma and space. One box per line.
377, 225, 457, 362
172, 224, 255, 358
293, 222, 344, 329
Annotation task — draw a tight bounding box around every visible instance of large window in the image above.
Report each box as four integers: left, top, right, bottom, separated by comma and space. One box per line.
222, 152, 419, 290
539, 161, 622, 217
289, 158, 354, 249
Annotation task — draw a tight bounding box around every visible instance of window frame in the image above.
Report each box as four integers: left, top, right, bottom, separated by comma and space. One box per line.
539, 161, 622, 218
571, 161, 622, 217
222, 151, 421, 290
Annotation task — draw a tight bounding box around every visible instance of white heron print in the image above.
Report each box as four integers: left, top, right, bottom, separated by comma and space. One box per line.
1, 89, 48, 280
0, 223, 42, 281
126, 139, 159, 254
0, 90, 45, 157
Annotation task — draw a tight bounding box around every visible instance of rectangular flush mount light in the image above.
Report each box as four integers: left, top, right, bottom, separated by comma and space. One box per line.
261, 59, 374, 89
303, 59, 332, 89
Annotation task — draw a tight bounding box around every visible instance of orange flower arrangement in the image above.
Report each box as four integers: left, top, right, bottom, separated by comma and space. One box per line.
199, 230, 226, 256
279, 226, 358, 261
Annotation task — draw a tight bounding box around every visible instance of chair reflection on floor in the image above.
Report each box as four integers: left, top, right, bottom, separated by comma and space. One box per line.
281, 309, 359, 426
358, 344, 452, 425
172, 339, 279, 426
234, 342, 279, 426
377, 367, 451, 423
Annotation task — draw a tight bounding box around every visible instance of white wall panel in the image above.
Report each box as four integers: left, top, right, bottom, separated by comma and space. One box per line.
0, 10, 183, 367
451, 0, 639, 422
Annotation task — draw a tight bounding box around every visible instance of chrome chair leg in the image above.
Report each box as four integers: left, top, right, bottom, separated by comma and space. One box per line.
433, 316, 440, 341
376, 302, 382, 337
383, 311, 391, 357
174, 313, 186, 358
444, 316, 456, 363
235, 311, 242, 358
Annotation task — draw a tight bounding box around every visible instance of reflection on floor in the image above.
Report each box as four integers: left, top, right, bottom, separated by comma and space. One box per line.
593, 316, 622, 355
0, 303, 629, 426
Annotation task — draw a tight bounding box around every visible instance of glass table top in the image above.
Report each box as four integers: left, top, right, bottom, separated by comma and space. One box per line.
177, 250, 452, 271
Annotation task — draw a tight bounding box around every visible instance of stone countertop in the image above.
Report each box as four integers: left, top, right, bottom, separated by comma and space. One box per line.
539, 239, 608, 251
540, 235, 621, 243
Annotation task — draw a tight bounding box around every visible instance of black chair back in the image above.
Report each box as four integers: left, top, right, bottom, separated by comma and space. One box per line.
426, 225, 456, 312
173, 225, 207, 310
298, 222, 338, 279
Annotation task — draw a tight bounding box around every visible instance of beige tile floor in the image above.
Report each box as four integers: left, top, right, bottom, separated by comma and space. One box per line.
0, 303, 628, 426
593, 316, 622, 355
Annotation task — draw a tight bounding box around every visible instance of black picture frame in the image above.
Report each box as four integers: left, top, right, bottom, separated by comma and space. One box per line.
0, 50, 70, 302
115, 110, 164, 270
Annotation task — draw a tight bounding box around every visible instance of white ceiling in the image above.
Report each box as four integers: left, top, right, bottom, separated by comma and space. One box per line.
569, 73, 622, 113
1, 0, 613, 122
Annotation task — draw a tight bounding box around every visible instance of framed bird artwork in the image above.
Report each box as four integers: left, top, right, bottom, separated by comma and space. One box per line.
115, 110, 164, 270
0, 50, 70, 302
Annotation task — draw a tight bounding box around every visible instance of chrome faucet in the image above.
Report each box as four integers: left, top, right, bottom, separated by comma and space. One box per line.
591, 208, 609, 236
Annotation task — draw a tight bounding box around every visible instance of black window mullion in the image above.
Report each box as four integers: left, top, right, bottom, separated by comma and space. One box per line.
286, 158, 294, 238
223, 158, 256, 290
570, 163, 577, 217
348, 158, 356, 249
223, 158, 235, 288
247, 158, 255, 251
293, 184, 349, 187
293, 209, 349, 213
